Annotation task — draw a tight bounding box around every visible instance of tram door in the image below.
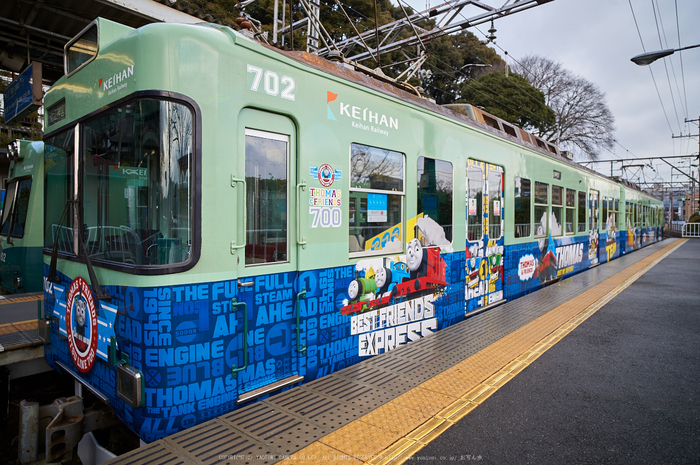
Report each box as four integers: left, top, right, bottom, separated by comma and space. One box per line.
234, 110, 303, 401
588, 189, 600, 267
465, 160, 505, 314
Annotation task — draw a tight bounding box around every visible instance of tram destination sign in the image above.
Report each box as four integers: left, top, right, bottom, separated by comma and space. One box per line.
3, 63, 43, 125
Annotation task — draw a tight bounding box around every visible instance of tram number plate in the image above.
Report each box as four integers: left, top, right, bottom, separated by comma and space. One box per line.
247, 65, 295, 101
310, 207, 341, 228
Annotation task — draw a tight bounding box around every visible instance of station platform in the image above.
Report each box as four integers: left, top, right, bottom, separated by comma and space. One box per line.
104, 237, 697, 465
0, 292, 45, 372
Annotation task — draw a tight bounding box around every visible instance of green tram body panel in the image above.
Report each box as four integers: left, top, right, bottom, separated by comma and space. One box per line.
0, 140, 45, 293
41, 18, 663, 442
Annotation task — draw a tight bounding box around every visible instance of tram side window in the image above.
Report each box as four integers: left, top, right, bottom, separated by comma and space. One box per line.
608, 199, 617, 230
645, 206, 650, 227
625, 202, 634, 229
81, 99, 193, 267
602, 197, 608, 230
534, 182, 548, 237
589, 190, 599, 233
578, 191, 586, 232
565, 188, 575, 235
488, 169, 502, 239
466, 165, 483, 241
0, 178, 32, 238
551, 185, 563, 236
44, 130, 75, 253
417, 157, 453, 244
245, 129, 289, 265
349, 143, 404, 255
514, 177, 531, 238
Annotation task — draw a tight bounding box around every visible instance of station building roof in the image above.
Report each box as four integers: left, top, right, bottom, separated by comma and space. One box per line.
0, 0, 215, 85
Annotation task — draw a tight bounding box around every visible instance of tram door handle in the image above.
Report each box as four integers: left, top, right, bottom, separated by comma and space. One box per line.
230, 297, 248, 377
297, 181, 307, 248
231, 175, 247, 254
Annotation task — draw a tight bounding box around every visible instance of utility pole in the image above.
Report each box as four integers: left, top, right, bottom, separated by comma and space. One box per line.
672, 117, 700, 216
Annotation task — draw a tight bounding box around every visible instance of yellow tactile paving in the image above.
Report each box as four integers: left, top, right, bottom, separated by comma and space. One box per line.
280, 240, 686, 465
392, 387, 458, 418
0, 293, 42, 305
358, 402, 432, 436
0, 319, 38, 335
318, 418, 399, 460
283, 441, 362, 464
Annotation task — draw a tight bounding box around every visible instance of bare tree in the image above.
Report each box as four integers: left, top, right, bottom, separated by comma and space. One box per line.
512, 55, 615, 160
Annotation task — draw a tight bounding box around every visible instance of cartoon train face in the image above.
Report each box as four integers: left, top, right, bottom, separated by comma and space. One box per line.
374, 266, 388, 292
347, 277, 377, 301
374, 260, 411, 296
406, 238, 423, 274
342, 241, 448, 315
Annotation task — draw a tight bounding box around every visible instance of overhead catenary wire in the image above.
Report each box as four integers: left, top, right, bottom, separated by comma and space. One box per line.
628, 0, 675, 136
674, 0, 689, 129
651, 0, 683, 131
654, 0, 688, 119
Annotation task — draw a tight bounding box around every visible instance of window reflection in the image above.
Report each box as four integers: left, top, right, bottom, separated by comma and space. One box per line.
417, 157, 453, 244
245, 130, 288, 265
466, 165, 483, 241
349, 144, 404, 254
44, 130, 75, 252
0, 178, 32, 238
81, 99, 193, 266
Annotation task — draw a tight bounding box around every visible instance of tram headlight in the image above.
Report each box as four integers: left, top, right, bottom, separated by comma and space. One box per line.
117, 364, 144, 408
7, 141, 19, 160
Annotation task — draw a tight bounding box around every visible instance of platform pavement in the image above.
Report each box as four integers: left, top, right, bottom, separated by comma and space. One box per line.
0, 291, 42, 325
395, 237, 700, 464
0, 292, 46, 377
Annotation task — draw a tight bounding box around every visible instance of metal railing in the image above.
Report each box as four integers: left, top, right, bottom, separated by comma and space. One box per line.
682, 222, 700, 238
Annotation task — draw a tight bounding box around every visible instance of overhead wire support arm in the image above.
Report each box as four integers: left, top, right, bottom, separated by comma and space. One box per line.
312, 0, 553, 62
331, 0, 377, 63
659, 158, 698, 184
296, 0, 340, 53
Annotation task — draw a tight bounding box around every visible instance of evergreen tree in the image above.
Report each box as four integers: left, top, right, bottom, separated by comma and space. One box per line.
459, 71, 556, 134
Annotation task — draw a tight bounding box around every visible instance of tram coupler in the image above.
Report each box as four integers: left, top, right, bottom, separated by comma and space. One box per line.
18, 396, 119, 463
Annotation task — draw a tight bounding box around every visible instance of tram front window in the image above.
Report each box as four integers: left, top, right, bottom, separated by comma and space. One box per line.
80, 99, 193, 266
44, 130, 75, 253
0, 178, 32, 238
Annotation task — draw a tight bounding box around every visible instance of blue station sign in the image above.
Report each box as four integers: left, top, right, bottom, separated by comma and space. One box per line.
3, 63, 43, 125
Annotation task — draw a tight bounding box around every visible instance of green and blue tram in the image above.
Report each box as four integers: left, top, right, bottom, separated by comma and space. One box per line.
41, 18, 663, 444
0, 139, 44, 293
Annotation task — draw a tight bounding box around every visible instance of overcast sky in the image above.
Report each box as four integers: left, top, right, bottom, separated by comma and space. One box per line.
397, 0, 700, 186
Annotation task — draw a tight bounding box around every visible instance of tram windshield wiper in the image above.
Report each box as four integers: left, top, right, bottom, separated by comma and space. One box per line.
47, 200, 71, 284
48, 200, 111, 301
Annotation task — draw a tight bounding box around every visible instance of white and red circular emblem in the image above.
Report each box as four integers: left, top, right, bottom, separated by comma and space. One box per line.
318, 163, 335, 187
66, 277, 98, 373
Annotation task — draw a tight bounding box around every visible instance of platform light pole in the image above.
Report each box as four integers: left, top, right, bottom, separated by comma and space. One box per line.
630, 44, 700, 65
